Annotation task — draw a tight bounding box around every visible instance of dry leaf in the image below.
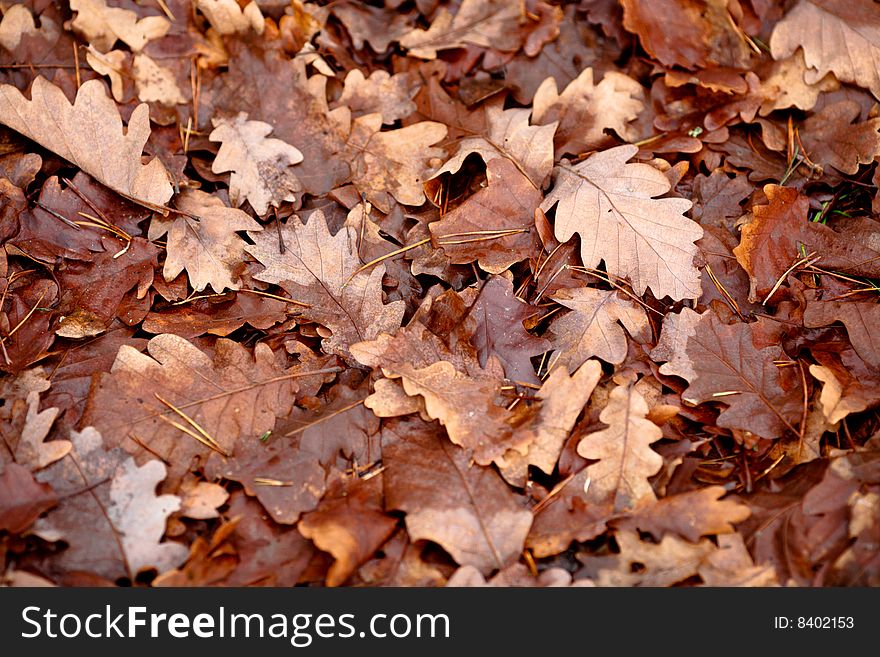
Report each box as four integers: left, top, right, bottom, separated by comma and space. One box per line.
345, 112, 446, 211
549, 287, 650, 369
246, 210, 405, 359
69, 0, 170, 52
0, 463, 57, 534
133, 53, 187, 106
149, 189, 262, 293
770, 0, 880, 100
15, 392, 69, 471
541, 145, 702, 300
622, 487, 751, 542
197, 0, 264, 35
209, 112, 303, 215
591, 529, 716, 586
430, 96, 557, 189
337, 70, 418, 124
400, 0, 525, 59
532, 68, 644, 157
577, 384, 663, 512
33, 427, 187, 581
0, 77, 173, 210
0, 5, 39, 52
383, 418, 533, 575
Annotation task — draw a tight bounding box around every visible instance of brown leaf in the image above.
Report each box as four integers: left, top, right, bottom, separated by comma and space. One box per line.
209, 112, 303, 215
336, 69, 419, 124
82, 333, 303, 486
799, 100, 880, 174
499, 361, 602, 485
532, 67, 644, 157
0, 77, 172, 209
382, 417, 533, 575
549, 287, 650, 369
345, 112, 446, 211
69, 0, 170, 53
429, 159, 542, 274
13, 392, 69, 471
299, 473, 397, 587
246, 210, 405, 360
577, 383, 664, 512
400, 0, 525, 59
196, 0, 264, 35
148, 189, 261, 293
33, 427, 187, 581
621, 0, 754, 69
759, 51, 840, 115
430, 96, 557, 189
466, 275, 550, 385
541, 145, 702, 300
680, 313, 801, 438
770, 0, 880, 101
588, 529, 716, 586
621, 486, 751, 542
804, 299, 880, 369
698, 533, 780, 586
0, 462, 57, 533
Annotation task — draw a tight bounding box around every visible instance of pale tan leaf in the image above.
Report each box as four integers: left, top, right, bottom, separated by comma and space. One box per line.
549, 287, 650, 369
533, 68, 645, 157
498, 361, 602, 484
810, 364, 871, 424
209, 112, 303, 215
0, 5, 38, 52
133, 53, 186, 106
346, 112, 446, 211
541, 144, 702, 300
698, 534, 781, 586
649, 307, 707, 382
577, 384, 663, 512
70, 0, 170, 52
770, 0, 880, 100
364, 378, 425, 418
18, 392, 70, 471
431, 96, 556, 189
179, 481, 230, 520
400, 0, 525, 59
592, 529, 716, 586
85, 49, 127, 102
0, 77, 173, 210
759, 51, 839, 115
246, 211, 405, 359
337, 69, 418, 124
149, 189, 261, 293
196, 0, 264, 35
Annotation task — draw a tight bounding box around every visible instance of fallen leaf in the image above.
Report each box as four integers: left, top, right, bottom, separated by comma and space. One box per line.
209, 113, 303, 215
429, 158, 542, 274
549, 287, 650, 369
577, 383, 664, 512
33, 427, 187, 581
69, 0, 170, 53
532, 67, 644, 157
382, 418, 533, 575
541, 144, 702, 300
336, 69, 418, 124
196, 0, 264, 35
770, 0, 880, 101
400, 0, 525, 59
246, 210, 405, 359
804, 299, 880, 368
0, 462, 57, 533
149, 189, 261, 293
799, 100, 880, 174
430, 96, 557, 189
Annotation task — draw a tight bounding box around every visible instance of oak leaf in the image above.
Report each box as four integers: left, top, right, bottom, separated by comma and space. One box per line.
799, 100, 880, 174
430, 96, 557, 189
680, 313, 801, 438
69, 0, 170, 53
577, 384, 663, 512
0, 77, 173, 210
541, 145, 702, 300
0, 5, 38, 52
549, 287, 650, 369
345, 112, 446, 210
33, 427, 187, 581
14, 393, 69, 471
337, 70, 418, 124
196, 0, 264, 35
299, 474, 397, 587
466, 275, 550, 385
770, 0, 880, 100
429, 158, 542, 274
532, 68, 644, 157
0, 463, 57, 534
804, 299, 880, 369
400, 0, 525, 59
209, 112, 303, 215
621, 486, 751, 542
382, 418, 533, 575
149, 189, 261, 293
81, 334, 303, 486
245, 211, 405, 359
132, 53, 187, 106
